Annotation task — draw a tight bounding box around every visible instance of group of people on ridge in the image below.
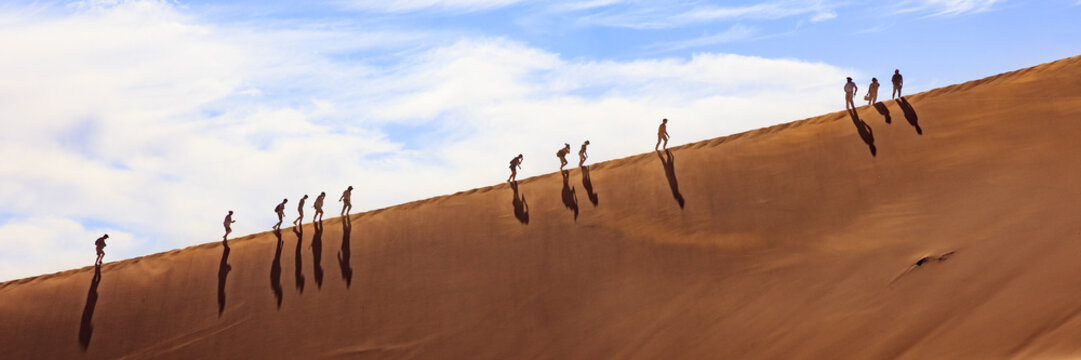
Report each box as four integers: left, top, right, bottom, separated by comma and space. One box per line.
92, 70, 906, 266
262, 186, 353, 233
845, 69, 904, 111
507, 118, 672, 183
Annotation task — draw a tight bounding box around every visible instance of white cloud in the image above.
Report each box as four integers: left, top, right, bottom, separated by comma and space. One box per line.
0, 0, 851, 281
338, 0, 524, 13
893, 0, 1003, 16
0, 217, 140, 280
548, 0, 625, 12
573, 0, 842, 29
811, 10, 837, 21
646, 24, 757, 52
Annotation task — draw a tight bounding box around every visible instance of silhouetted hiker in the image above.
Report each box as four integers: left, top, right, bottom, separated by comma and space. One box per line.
292, 225, 305, 292
339, 186, 353, 216
217, 237, 231, 316
892, 69, 903, 99
507, 154, 524, 183
510, 180, 529, 224
578, 140, 590, 167
581, 164, 599, 206
866, 78, 880, 105
270, 229, 283, 308
560, 170, 579, 220
293, 194, 308, 226
273, 198, 287, 230
557, 143, 571, 171
79, 265, 102, 351
657, 149, 685, 208
223, 210, 235, 241
656, 118, 670, 150
94, 234, 108, 266
313, 192, 326, 222
844, 77, 858, 111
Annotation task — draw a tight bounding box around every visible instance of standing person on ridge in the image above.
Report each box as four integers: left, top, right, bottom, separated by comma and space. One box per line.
866, 78, 880, 105
273, 198, 288, 230
556, 143, 571, 171
312, 192, 326, 223
507, 154, 524, 183
844, 77, 859, 111
339, 186, 353, 216
578, 140, 590, 168
892, 69, 904, 99
293, 194, 308, 226
223, 210, 235, 241
94, 234, 108, 266
656, 118, 670, 150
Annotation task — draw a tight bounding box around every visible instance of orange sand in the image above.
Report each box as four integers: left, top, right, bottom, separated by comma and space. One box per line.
3, 55, 1081, 359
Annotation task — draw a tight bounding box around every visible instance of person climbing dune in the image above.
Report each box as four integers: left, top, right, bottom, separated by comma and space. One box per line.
94, 234, 108, 266
294, 194, 308, 226
339, 186, 353, 216
845, 77, 859, 111
508, 154, 524, 183
579, 140, 590, 168
892, 69, 904, 99
223, 210, 235, 241
557, 143, 571, 171
274, 198, 288, 230
656, 119, 669, 150
866, 78, 880, 105
313, 192, 326, 223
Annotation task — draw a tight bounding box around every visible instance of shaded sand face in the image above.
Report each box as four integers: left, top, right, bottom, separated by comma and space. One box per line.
4, 55, 1081, 359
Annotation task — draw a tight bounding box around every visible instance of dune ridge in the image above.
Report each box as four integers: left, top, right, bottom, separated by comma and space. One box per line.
3, 54, 1081, 359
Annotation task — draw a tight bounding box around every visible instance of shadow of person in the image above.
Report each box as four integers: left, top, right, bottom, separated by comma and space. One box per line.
292, 226, 305, 293
849, 109, 878, 156
580, 165, 599, 207
217, 241, 231, 316
560, 170, 579, 220
898, 96, 922, 135
657, 149, 685, 209
510, 180, 529, 224
337, 218, 353, 288
311, 222, 324, 289
270, 229, 283, 309
873, 102, 892, 124
78, 265, 102, 351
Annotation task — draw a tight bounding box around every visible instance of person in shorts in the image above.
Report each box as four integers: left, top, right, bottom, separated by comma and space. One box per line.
95, 234, 109, 266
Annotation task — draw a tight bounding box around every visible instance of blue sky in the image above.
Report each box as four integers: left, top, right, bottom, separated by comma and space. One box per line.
0, 0, 1078, 281
177, 0, 1081, 90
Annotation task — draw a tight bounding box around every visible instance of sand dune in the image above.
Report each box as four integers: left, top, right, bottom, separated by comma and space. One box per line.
3, 55, 1081, 359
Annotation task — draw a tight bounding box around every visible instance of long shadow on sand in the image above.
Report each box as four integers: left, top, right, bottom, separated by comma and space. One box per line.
561, 170, 579, 220
270, 229, 283, 309
337, 218, 353, 288
78, 265, 102, 351
217, 241, 231, 316
898, 97, 923, 135
849, 109, 878, 156
293, 226, 305, 293
657, 149, 685, 209
311, 222, 324, 289
510, 181, 529, 224
581, 165, 599, 207
873, 102, 892, 124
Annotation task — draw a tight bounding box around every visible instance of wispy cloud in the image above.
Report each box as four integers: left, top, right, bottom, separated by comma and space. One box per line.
572, 0, 842, 29
893, 0, 1003, 16
337, 0, 524, 13
548, 0, 625, 12
647, 24, 757, 52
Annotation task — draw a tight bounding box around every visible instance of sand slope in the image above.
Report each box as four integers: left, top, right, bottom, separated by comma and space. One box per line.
4, 55, 1081, 359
